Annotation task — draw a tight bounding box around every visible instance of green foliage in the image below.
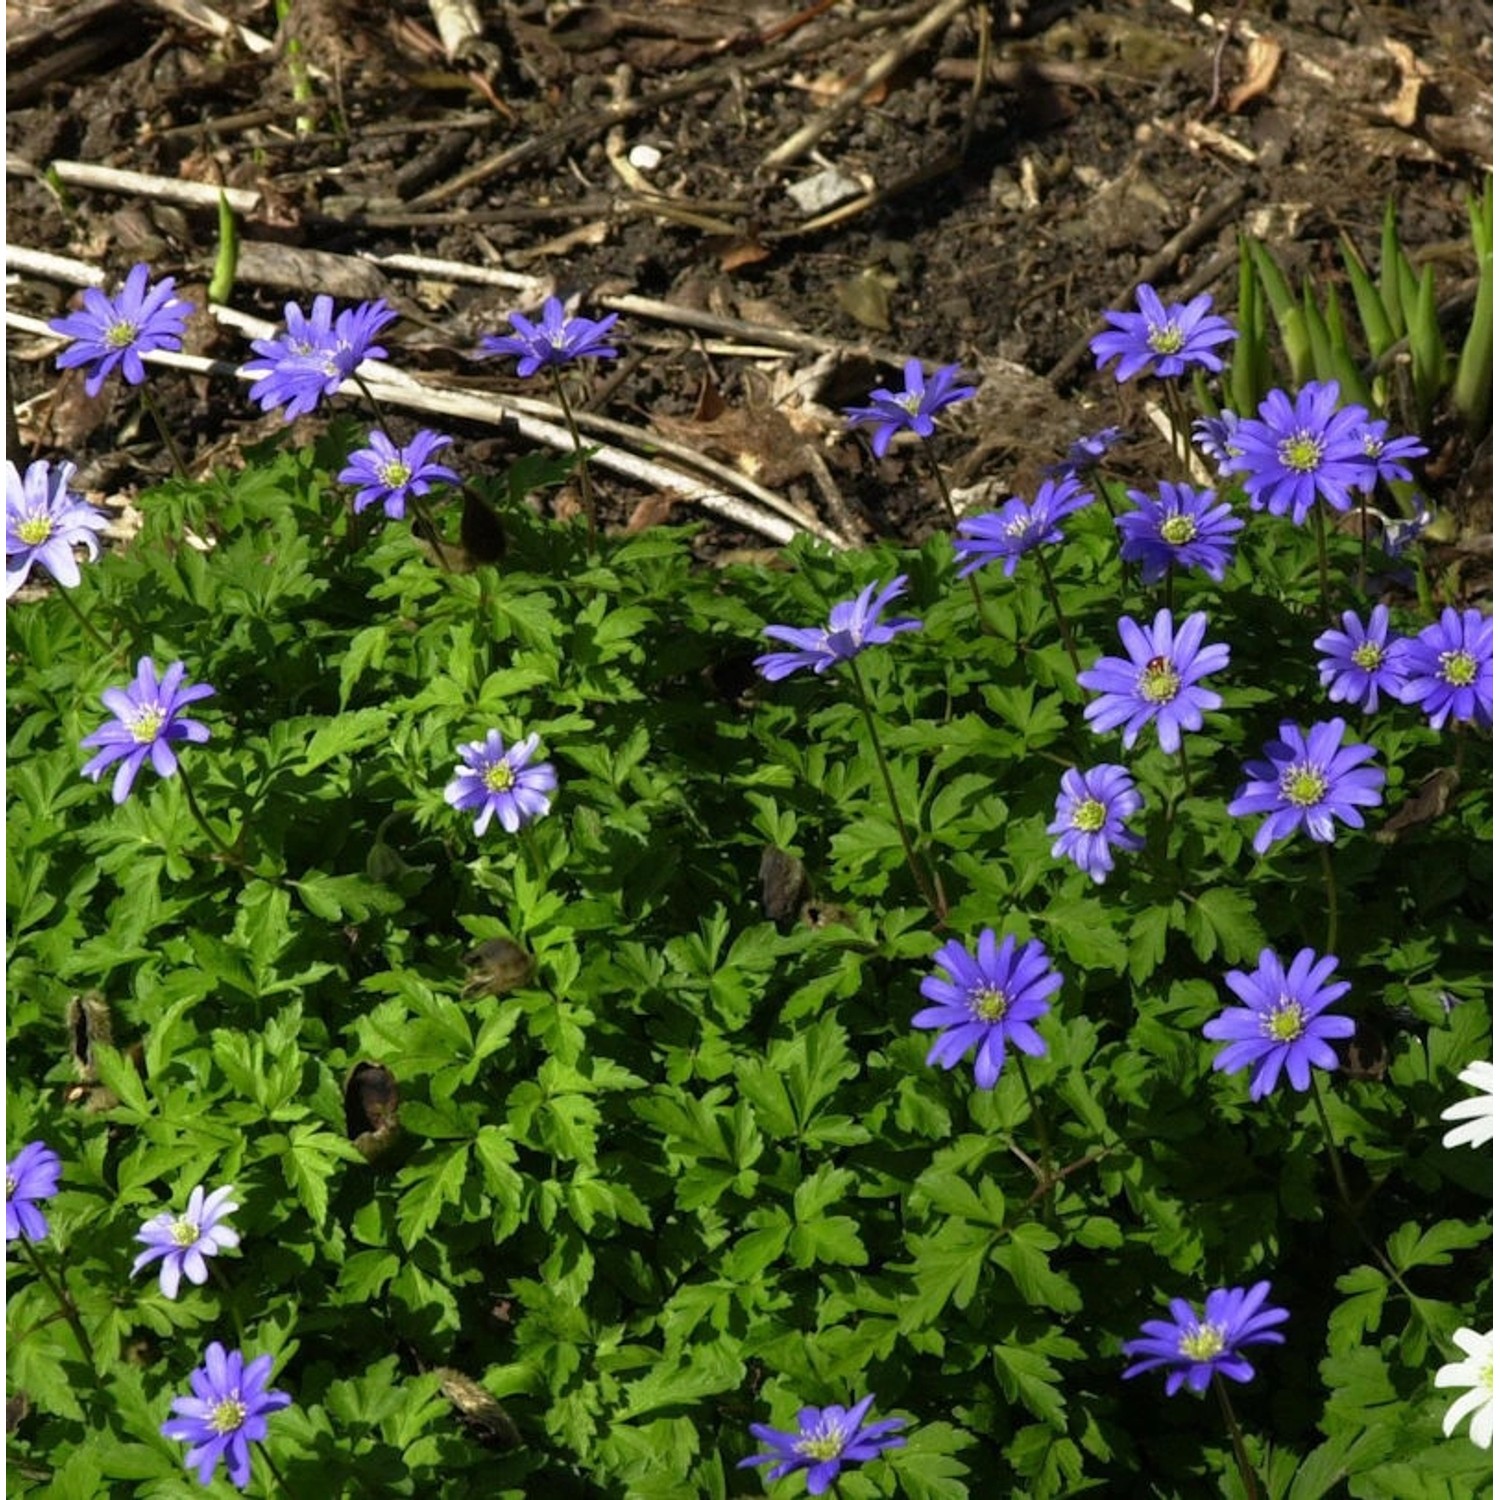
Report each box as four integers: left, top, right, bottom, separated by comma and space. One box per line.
5, 344, 1491, 1500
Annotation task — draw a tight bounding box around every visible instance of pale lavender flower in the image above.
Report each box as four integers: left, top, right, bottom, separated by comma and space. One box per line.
338, 429, 459, 519
479, 297, 619, 377
1226, 719, 1385, 853
49, 263, 190, 396
912, 930, 1060, 1089
6, 459, 109, 597
1204, 947, 1354, 1099
445, 730, 556, 835
161, 1343, 291, 1490
1356, 419, 1428, 491
1091, 286, 1236, 382
132, 1185, 240, 1299
953, 476, 1092, 578
1115, 482, 1243, 583
6, 1142, 62, 1244
242, 296, 397, 420
1045, 425, 1127, 480
739, 1395, 906, 1495
1079, 609, 1230, 753
80, 657, 214, 804
1223, 381, 1370, 522
1313, 605, 1410, 714
1047, 764, 1145, 883
1193, 410, 1242, 476
755, 575, 922, 680
1397, 607, 1493, 730
1122, 1281, 1289, 1395
844, 359, 977, 457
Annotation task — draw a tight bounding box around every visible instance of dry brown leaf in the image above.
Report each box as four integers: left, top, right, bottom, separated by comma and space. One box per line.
1379, 37, 1434, 131
624, 494, 680, 533
1225, 35, 1283, 114
715, 238, 772, 274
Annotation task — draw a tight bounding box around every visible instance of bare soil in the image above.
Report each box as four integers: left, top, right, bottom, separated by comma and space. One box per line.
5, 0, 1494, 557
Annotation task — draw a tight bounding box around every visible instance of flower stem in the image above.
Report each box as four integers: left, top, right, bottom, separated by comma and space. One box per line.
1312, 505, 1332, 618
1014, 1054, 1056, 1199
1177, 739, 1195, 800
16, 1237, 97, 1372
1355, 494, 1370, 600
1161, 381, 1195, 478
846, 657, 946, 922
1212, 1372, 1260, 1500
1317, 843, 1339, 954
139, 384, 193, 485
1307, 1072, 1439, 1332
920, 443, 994, 632
1034, 551, 1081, 676
54, 581, 122, 661
548, 368, 598, 552
176, 765, 241, 865
258, 1444, 295, 1500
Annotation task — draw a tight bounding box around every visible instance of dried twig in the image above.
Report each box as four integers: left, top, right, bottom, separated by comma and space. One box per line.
760, 0, 969, 170
10, 160, 261, 215
404, 0, 940, 209
143, 0, 275, 53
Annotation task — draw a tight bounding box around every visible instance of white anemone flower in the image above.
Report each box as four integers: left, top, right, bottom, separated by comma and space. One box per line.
1441, 1061, 1496, 1151
1435, 1327, 1494, 1450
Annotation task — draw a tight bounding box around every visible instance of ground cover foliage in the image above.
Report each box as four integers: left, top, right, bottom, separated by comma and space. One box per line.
4, 257, 1493, 1499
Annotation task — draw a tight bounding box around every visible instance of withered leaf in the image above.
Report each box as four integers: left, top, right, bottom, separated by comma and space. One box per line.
345, 1062, 401, 1161
759, 845, 810, 923
1375, 766, 1461, 843
463, 937, 533, 997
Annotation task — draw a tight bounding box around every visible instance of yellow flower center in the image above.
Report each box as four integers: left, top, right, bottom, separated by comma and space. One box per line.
1277, 430, 1324, 472
1439, 649, 1478, 687
1264, 995, 1307, 1042
1160, 514, 1198, 545
1071, 796, 1107, 833
130, 707, 166, 745
210, 1397, 247, 1436
897, 391, 923, 415
1139, 660, 1181, 703
1178, 1322, 1227, 1362
796, 1427, 846, 1461
1147, 322, 1186, 355
5, 1174, 15, 1199
377, 460, 412, 490
1351, 642, 1383, 671
105, 319, 139, 349
170, 1216, 199, 1247
971, 985, 1009, 1023
17, 516, 53, 546
1279, 764, 1327, 807
483, 762, 516, 793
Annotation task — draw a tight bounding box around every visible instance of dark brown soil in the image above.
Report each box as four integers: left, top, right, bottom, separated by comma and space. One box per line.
5, 0, 1493, 554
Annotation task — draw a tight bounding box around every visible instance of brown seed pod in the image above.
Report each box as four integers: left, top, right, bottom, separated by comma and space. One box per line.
434, 1367, 521, 1448
344, 1062, 401, 1161
462, 937, 533, 998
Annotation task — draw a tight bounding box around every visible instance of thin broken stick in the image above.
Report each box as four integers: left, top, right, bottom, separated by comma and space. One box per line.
760, 0, 969, 170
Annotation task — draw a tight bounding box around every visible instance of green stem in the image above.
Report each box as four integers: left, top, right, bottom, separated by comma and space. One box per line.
1161, 380, 1196, 478
54, 581, 122, 660
257, 1443, 295, 1500
1212, 1373, 1260, 1500
920, 442, 993, 631
1014, 1054, 1056, 1199
176, 765, 241, 865
1355, 494, 1369, 600
208, 1261, 246, 1345
846, 657, 946, 922
549, 368, 598, 552
139, 384, 193, 485
1307, 1073, 1439, 1332
1313, 505, 1332, 618
1034, 551, 1081, 676
1317, 844, 1339, 954
16, 1237, 97, 1372
1177, 739, 1195, 800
